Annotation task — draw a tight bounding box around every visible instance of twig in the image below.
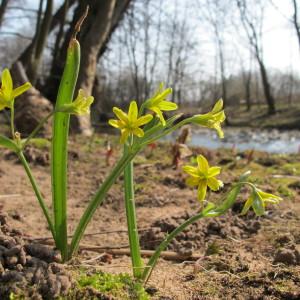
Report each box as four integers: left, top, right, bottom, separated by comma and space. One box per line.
81, 248, 202, 261
272, 175, 300, 180
24, 227, 152, 241
72, 5, 89, 39
82, 253, 107, 264
27, 238, 202, 262
0, 194, 21, 199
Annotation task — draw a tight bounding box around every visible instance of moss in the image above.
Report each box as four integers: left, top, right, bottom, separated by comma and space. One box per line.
281, 163, 300, 176
76, 271, 149, 300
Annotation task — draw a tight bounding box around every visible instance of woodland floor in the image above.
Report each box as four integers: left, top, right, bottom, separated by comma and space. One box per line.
0, 133, 300, 299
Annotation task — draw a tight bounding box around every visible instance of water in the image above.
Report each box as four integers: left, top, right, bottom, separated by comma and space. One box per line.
166, 127, 300, 154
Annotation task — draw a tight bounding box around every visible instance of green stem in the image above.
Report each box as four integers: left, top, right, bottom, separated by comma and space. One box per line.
22, 110, 54, 149
141, 181, 245, 284
68, 147, 140, 259
141, 118, 188, 146
142, 212, 205, 284
124, 142, 143, 278
18, 151, 56, 240
10, 102, 15, 139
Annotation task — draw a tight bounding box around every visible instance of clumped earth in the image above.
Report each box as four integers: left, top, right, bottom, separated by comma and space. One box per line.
0, 132, 300, 299
0, 212, 73, 299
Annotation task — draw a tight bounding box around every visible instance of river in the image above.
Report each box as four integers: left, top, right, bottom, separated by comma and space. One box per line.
165, 127, 300, 154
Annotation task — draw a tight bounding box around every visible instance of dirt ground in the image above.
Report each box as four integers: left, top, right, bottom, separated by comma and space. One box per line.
0, 133, 300, 299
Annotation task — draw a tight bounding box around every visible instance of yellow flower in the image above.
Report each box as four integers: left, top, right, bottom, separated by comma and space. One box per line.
144, 84, 178, 126
109, 101, 153, 143
0, 68, 32, 110
183, 155, 223, 202
58, 89, 94, 115
190, 99, 226, 138
241, 189, 282, 216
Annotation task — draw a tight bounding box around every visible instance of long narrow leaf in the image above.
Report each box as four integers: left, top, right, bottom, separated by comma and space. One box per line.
0, 135, 19, 152
51, 38, 80, 261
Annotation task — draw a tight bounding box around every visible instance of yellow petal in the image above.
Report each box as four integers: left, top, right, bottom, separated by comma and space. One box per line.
157, 100, 178, 111
135, 114, 153, 127
211, 99, 223, 114
12, 82, 32, 99
257, 190, 282, 203
2, 68, 13, 94
207, 177, 223, 191
197, 180, 207, 201
0, 101, 6, 111
109, 119, 124, 128
182, 165, 199, 177
151, 106, 165, 126
113, 107, 128, 123
208, 166, 221, 177
128, 101, 138, 122
120, 129, 129, 143
241, 195, 254, 215
214, 110, 226, 123
197, 155, 209, 173
213, 123, 224, 139
132, 127, 144, 137
186, 176, 199, 187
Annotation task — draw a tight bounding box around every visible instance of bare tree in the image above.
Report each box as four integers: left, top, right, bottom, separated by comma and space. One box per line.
236, 0, 276, 114
292, 0, 300, 51
18, 0, 53, 84
200, 0, 230, 109
0, 0, 9, 27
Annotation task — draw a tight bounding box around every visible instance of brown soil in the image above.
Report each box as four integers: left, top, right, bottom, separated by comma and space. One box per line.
0, 134, 300, 299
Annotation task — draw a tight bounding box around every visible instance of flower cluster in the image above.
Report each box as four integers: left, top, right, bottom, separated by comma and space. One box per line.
109, 85, 226, 144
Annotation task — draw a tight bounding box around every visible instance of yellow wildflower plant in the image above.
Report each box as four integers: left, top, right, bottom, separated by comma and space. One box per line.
190, 99, 226, 138
183, 155, 223, 202
58, 89, 94, 115
144, 84, 178, 126
109, 101, 153, 143
0, 68, 32, 110
241, 188, 282, 216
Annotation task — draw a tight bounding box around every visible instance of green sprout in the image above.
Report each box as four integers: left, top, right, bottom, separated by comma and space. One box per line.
0, 14, 282, 294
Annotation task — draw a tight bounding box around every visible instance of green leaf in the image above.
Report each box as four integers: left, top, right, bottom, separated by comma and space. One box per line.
202, 202, 216, 215
21, 138, 50, 149
239, 170, 251, 181
252, 191, 265, 216
0, 135, 19, 152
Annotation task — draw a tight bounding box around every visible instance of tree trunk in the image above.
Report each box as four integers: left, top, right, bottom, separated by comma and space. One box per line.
70, 0, 116, 135
257, 56, 276, 114
11, 62, 53, 138
292, 0, 300, 51
0, 0, 9, 27
19, 0, 53, 85
245, 75, 251, 111
46, 0, 132, 135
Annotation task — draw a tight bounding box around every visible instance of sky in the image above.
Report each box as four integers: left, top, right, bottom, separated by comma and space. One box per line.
2, 0, 300, 77
263, 0, 300, 73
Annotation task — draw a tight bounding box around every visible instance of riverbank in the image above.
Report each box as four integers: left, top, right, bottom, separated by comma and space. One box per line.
0, 134, 299, 299
226, 103, 300, 130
